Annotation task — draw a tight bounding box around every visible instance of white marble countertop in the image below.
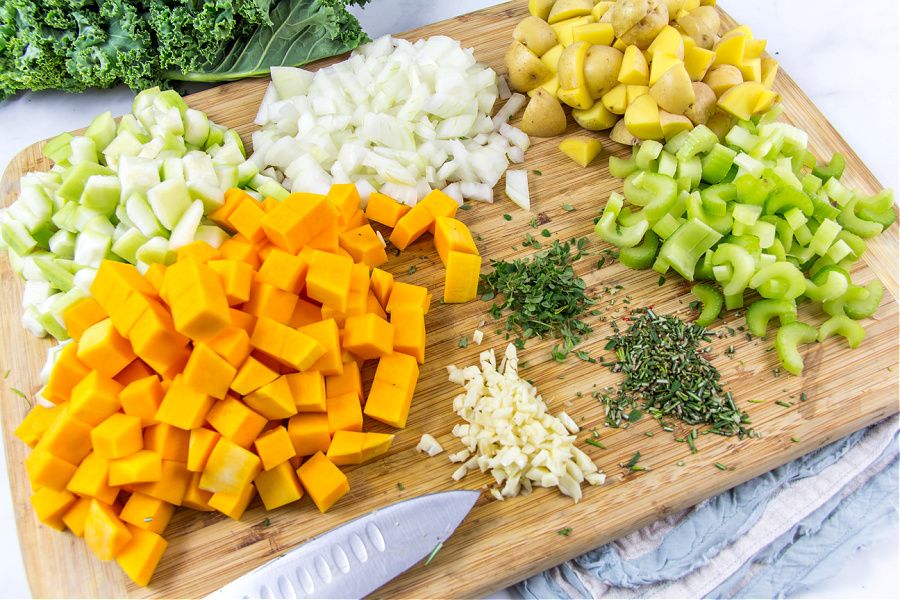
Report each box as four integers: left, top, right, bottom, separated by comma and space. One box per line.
0, 1, 897, 598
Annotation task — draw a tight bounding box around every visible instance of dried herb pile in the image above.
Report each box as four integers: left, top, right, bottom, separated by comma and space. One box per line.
479, 238, 596, 361
602, 308, 752, 438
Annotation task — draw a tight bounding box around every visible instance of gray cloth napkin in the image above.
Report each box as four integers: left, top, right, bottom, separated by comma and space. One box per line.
518, 415, 899, 599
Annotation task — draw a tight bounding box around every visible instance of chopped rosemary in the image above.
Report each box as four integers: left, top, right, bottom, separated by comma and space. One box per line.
424, 542, 443, 565
658, 276, 666, 286
775, 400, 792, 408
625, 451, 641, 468
585, 439, 604, 449
2, 369, 8, 379
397, 483, 404, 491
714, 462, 727, 470
408, 266, 417, 275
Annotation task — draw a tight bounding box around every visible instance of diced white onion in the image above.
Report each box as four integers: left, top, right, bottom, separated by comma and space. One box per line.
505, 170, 530, 211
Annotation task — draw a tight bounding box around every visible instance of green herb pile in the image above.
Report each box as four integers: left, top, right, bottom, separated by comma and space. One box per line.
0, 0, 369, 100
479, 237, 597, 361
602, 308, 753, 438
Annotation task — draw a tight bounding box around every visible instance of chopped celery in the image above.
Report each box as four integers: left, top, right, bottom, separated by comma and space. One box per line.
837, 196, 883, 238
636, 140, 663, 171
817, 315, 865, 348
1, 221, 39, 256
804, 270, 848, 302
775, 321, 818, 375
842, 280, 883, 320
686, 193, 732, 235
33, 257, 75, 292
712, 243, 754, 308
690, 283, 723, 327
746, 299, 797, 338
765, 186, 814, 217
811, 152, 845, 183
701, 144, 737, 184
147, 178, 192, 230
594, 192, 649, 248
653, 218, 722, 280
619, 231, 659, 270
749, 261, 807, 301
675, 156, 702, 190
675, 125, 717, 162
84, 111, 117, 153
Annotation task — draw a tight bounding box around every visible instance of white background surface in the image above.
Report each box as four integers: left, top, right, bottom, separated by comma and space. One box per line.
0, 1, 897, 598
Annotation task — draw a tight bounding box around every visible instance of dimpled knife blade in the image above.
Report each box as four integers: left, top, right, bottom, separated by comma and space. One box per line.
207, 490, 480, 599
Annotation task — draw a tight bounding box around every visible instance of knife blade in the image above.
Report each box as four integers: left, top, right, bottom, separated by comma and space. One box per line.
207, 489, 480, 599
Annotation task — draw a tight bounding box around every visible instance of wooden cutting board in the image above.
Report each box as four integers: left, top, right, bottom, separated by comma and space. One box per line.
2, 2, 897, 598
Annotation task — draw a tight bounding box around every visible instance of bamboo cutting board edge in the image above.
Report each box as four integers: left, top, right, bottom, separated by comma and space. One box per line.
1, 2, 898, 599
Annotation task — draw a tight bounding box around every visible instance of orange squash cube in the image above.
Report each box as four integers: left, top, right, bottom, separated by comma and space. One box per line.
389, 203, 433, 251
244, 375, 298, 420
230, 354, 279, 396
143, 263, 166, 295
305, 249, 353, 312
43, 343, 91, 405
205, 396, 268, 449
243, 281, 299, 325
133, 460, 191, 506
169, 280, 231, 343
62, 496, 93, 537
176, 239, 221, 264
363, 353, 419, 428
285, 371, 327, 412
14, 403, 65, 448
227, 196, 268, 243
187, 427, 221, 472
325, 361, 363, 404
365, 192, 410, 227
84, 499, 132, 561
91, 413, 144, 459
116, 524, 168, 586
444, 250, 481, 304
107, 291, 159, 340
297, 319, 343, 377
343, 209, 369, 232
155, 374, 215, 430
128, 302, 190, 366
182, 343, 237, 400
338, 224, 388, 268
385, 282, 429, 314
218, 237, 260, 270
365, 290, 388, 320
281, 192, 341, 239
25, 449, 77, 493
64, 296, 108, 342
77, 318, 136, 378
90, 260, 156, 313
67, 452, 120, 505
320, 289, 366, 329
208, 188, 251, 233
206, 258, 254, 306
113, 358, 156, 387
287, 413, 331, 457
326, 391, 363, 435
295, 451, 349, 513
420, 188, 459, 234
433, 217, 478, 265
369, 268, 394, 309
254, 426, 297, 471
182, 470, 215, 511
208, 483, 257, 520
326, 183, 361, 225
37, 404, 95, 463
255, 248, 308, 294
250, 316, 326, 372
307, 219, 340, 254
254, 460, 304, 510
325, 430, 366, 466
143, 423, 189, 462
118, 376, 163, 428
31, 487, 78, 531
390, 307, 426, 364
143, 345, 191, 383
119, 491, 174, 535
289, 298, 322, 329
361, 432, 395, 462
108, 450, 162, 487
207, 326, 252, 369
343, 313, 393, 360
200, 437, 262, 495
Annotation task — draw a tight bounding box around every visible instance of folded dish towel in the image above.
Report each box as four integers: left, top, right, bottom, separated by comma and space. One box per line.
518, 415, 899, 599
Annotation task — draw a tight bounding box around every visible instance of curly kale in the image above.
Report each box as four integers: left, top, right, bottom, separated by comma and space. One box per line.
0, 0, 370, 100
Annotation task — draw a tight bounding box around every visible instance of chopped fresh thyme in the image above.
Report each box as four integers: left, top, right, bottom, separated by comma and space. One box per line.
533, 170, 542, 175
397, 483, 404, 491
459, 336, 468, 348
557, 527, 572, 536
585, 439, 605, 449
562, 203, 574, 211
460, 203, 471, 210
408, 266, 417, 275
503, 214, 512, 221
424, 542, 443, 565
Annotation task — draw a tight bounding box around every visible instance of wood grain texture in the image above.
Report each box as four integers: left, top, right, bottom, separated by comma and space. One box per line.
1, 2, 897, 598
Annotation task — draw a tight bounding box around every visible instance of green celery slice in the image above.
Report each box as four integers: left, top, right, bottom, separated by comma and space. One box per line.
775, 321, 818, 375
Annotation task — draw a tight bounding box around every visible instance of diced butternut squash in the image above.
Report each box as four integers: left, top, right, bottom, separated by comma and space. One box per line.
326, 391, 363, 435
67, 452, 120, 504
113, 358, 156, 387
199, 437, 262, 495
244, 281, 300, 325
287, 413, 331, 457
250, 316, 326, 372
304, 249, 353, 312
168, 278, 231, 343
369, 268, 394, 309
119, 491, 174, 535
325, 430, 366, 466
108, 450, 162, 487
25, 449, 78, 493
182, 343, 237, 400
176, 240, 221, 264
68, 370, 123, 426
254, 460, 304, 510
43, 343, 90, 404
231, 354, 279, 396
143, 263, 166, 295
365, 192, 410, 227
155, 374, 215, 431
390, 306, 426, 364
207, 326, 252, 369
289, 298, 322, 329
444, 251, 481, 303
128, 302, 190, 366
62, 496, 93, 537
295, 451, 349, 513
339, 224, 388, 268
206, 259, 253, 306
206, 396, 268, 449
187, 428, 221, 472
77, 318, 136, 378
285, 370, 327, 413
433, 217, 478, 266
143, 423, 189, 462
325, 360, 363, 404
37, 405, 96, 464
84, 499, 132, 561
343, 313, 393, 359
90, 260, 156, 313
419, 189, 459, 234
385, 282, 429, 314
227, 196, 267, 243
31, 487, 78, 531
363, 353, 419, 428
361, 432, 395, 462
116, 524, 168, 586
218, 237, 260, 270
254, 426, 297, 471
208, 483, 257, 520
208, 188, 252, 233
244, 375, 298, 420
297, 319, 343, 376
91, 413, 143, 459
389, 203, 433, 251
307, 219, 340, 253
64, 297, 108, 342
326, 183, 361, 225
255, 249, 307, 295
14, 403, 64, 448
182, 471, 215, 511
133, 460, 191, 506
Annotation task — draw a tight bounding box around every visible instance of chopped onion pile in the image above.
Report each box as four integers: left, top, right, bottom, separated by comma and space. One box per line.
446, 345, 605, 502
252, 35, 530, 207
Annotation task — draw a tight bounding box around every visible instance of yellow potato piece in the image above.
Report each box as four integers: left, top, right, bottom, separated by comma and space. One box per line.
552, 16, 592, 46
648, 53, 682, 86
761, 57, 779, 90
541, 44, 564, 72
602, 83, 629, 114
559, 137, 604, 167
738, 57, 762, 82
647, 26, 685, 61
684, 46, 715, 81
618, 45, 649, 85
591, 1, 616, 21
744, 39, 767, 59
548, 0, 594, 25
712, 32, 746, 68
558, 41, 591, 89
624, 93, 664, 140
717, 81, 765, 121
557, 85, 594, 110
573, 22, 615, 46
572, 100, 619, 130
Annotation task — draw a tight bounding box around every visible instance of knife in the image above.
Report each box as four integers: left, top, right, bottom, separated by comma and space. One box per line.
207, 489, 480, 599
